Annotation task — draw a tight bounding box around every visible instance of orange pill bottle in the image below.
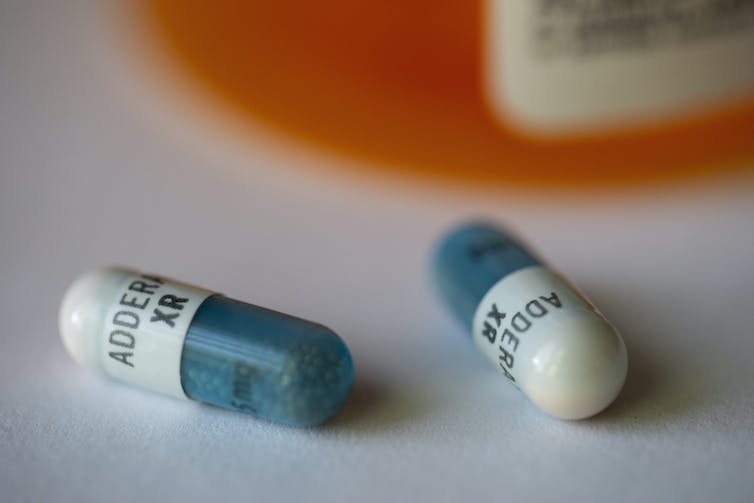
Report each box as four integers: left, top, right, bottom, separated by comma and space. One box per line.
143, 1, 754, 185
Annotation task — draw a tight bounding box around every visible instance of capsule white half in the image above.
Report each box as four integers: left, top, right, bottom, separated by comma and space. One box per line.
59, 268, 212, 398
472, 266, 627, 419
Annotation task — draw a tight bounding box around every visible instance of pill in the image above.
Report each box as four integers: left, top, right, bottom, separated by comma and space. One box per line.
433, 222, 628, 419
59, 267, 354, 426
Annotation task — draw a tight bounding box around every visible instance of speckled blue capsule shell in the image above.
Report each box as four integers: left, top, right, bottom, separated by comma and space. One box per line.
181, 295, 354, 427
433, 222, 540, 330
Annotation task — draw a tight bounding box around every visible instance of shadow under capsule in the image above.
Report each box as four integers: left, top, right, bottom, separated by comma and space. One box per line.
319, 372, 439, 435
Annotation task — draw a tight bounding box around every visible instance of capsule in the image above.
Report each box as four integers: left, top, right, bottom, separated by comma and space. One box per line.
59, 267, 354, 426
433, 222, 628, 419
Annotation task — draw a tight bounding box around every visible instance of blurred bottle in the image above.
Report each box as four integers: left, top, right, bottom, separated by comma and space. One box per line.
145, 0, 754, 185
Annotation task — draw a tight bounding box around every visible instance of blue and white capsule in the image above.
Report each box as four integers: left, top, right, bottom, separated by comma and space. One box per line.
59, 267, 354, 427
433, 222, 628, 419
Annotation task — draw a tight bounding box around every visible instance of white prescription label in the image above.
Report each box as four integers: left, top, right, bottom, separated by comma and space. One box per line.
472, 266, 598, 386
485, 0, 754, 133
101, 272, 213, 399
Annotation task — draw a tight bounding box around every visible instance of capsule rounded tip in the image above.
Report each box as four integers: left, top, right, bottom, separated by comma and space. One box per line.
222, 327, 355, 427
279, 332, 355, 427
517, 314, 628, 420
59, 268, 126, 370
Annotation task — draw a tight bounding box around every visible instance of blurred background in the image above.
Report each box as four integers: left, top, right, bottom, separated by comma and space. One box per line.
141, 0, 754, 185
1, 1, 753, 502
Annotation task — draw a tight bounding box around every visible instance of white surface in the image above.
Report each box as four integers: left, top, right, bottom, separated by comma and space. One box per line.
59, 268, 212, 399
1, 2, 754, 502
472, 266, 628, 419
